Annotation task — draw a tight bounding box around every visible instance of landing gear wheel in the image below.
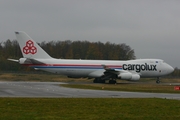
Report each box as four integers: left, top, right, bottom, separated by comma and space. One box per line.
109, 80, 116, 84
93, 78, 98, 83
156, 77, 160, 84
156, 80, 160, 84
93, 78, 105, 83
98, 79, 105, 83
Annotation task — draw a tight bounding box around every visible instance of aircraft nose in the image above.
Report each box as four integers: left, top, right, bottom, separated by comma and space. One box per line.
167, 65, 174, 74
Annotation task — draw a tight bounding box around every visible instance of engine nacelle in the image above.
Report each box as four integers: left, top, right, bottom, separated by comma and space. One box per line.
118, 73, 132, 80
118, 73, 140, 81
131, 74, 140, 80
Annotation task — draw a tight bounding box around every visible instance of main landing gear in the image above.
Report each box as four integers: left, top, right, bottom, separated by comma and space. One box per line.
156, 77, 161, 84
93, 78, 105, 83
93, 78, 117, 84
109, 78, 117, 84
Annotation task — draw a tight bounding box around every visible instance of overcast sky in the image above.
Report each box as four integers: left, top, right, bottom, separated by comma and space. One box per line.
0, 0, 180, 68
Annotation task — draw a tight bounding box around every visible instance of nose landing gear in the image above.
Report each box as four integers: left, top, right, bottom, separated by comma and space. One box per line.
156, 77, 161, 84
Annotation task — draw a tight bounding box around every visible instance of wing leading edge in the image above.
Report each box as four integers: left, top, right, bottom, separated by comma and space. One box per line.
100, 64, 140, 81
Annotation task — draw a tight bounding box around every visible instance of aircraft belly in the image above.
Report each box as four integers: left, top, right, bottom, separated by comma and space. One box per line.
39, 68, 95, 77
140, 71, 160, 77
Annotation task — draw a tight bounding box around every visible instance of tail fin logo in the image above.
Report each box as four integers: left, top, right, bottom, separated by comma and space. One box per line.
23, 40, 37, 54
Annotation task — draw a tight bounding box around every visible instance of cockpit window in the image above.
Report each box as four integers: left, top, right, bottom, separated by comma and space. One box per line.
155, 60, 164, 63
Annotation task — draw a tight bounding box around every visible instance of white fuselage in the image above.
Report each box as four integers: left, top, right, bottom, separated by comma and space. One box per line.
27, 58, 174, 78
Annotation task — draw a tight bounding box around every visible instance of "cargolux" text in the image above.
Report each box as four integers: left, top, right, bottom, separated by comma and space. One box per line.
123, 63, 157, 72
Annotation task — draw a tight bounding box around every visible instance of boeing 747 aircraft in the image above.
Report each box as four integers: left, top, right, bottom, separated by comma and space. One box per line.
8, 31, 174, 84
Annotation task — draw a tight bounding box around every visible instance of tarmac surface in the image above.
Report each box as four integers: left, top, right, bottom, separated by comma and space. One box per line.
0, 81, 180, 100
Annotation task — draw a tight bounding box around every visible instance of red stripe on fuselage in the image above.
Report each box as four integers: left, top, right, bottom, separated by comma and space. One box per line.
22, 64, 122, 68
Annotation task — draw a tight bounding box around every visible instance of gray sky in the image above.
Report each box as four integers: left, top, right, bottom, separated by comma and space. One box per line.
0, 0, 180, 68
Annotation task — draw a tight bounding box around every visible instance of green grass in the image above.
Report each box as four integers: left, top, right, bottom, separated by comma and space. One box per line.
0, 74, 180, 119
0, 98, 180, 120
61, 83, 180, 93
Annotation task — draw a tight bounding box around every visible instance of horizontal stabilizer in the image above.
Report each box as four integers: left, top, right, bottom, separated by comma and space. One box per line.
8, 58, 45, 65
7, 59, 19, 62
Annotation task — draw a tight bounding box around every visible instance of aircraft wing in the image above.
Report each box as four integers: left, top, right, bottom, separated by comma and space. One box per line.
89, 64, 126, 78
101, 64, 140, 81
102, 64, 123, 74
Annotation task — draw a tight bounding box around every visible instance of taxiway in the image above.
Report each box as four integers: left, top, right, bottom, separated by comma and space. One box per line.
0, 82, 180, 99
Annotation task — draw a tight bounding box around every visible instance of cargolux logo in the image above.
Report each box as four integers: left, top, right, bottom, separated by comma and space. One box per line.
123, 63, 157, 72
23, 40, 37, 54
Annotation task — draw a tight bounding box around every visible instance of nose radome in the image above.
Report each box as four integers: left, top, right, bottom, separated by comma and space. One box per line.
168, 65, 174, 74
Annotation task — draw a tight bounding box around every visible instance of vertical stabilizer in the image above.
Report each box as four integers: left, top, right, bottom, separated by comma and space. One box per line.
15, 31, 52, 59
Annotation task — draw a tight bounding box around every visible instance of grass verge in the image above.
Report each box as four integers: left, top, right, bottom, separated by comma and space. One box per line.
0, 98, 180, 120
0, 73, 180, 93
61, 83, 180, 93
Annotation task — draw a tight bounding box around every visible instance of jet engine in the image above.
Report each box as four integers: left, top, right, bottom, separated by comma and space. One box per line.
131, 74, 140, 80
118, 73, 140, 81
